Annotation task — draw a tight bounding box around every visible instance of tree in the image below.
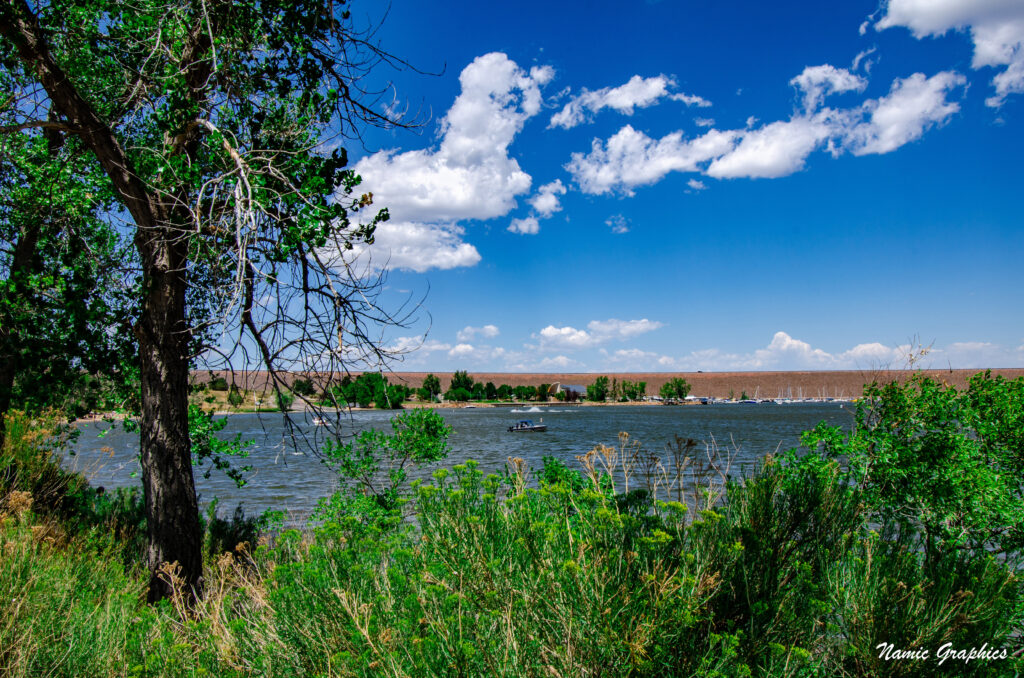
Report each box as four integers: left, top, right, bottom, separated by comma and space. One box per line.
622, 380, 646, 401
446, 387, 471, 402
422, 374, 442, 400
291, 378, 316, 397
496, 384, 512, 400
536, 383, 550, 402
471, 382, 485, 401
1, 0, 413, 601
660, 377, 691, 400
511, 385, 534, 401
484, 381, 497, 400
0, 121, 136, 441
450, 370, 474, 392
587, 376, 610, 402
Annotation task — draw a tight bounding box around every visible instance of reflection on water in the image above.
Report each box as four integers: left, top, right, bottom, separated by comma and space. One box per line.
69, 403, 854, 521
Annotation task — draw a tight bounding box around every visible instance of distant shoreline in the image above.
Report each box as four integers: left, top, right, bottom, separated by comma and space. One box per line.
192, 367, 1024, 400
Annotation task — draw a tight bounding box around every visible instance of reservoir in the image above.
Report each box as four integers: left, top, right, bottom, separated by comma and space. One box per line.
70, 402, 854, 521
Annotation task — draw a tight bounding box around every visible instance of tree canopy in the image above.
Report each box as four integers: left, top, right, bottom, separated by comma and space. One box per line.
1, 0, 413, 601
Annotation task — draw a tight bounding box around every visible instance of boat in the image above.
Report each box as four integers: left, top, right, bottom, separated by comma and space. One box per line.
508, 419, 547, 432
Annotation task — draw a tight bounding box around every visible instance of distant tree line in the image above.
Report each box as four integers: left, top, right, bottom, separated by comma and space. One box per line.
198, 371, 694, 407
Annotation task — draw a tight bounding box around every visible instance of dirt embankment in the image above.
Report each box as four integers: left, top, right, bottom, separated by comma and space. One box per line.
193, 368, 1024, 400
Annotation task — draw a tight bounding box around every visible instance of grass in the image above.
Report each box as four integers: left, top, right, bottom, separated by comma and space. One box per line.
1, 403, 1022, 676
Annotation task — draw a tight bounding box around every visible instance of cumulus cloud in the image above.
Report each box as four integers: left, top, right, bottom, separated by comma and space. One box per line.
790, 65, 867, 111
537, 325, 595, 349
842, 71, 966, 155
876, 0, 1024, 106
448, 343, 478, 359
570, 67, 965, 187
344, 222, 481, 272
528, 180, 567, 217
664, 332, 888, 371
707, 116, 833, 179
656, 332, 1018, 372
457, 324, 500, 342
535, 318, 664, 350
567, 125, 737, 195
508, 216, 540, 235
550, 75, 711, 129
687, 179, 707, 190
351, 53, 552, 270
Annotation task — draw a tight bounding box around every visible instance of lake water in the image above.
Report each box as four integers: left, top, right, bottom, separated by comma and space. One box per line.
69, 402, 854, 521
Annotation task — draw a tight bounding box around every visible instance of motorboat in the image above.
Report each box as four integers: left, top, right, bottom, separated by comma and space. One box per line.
508, 419, 547, 432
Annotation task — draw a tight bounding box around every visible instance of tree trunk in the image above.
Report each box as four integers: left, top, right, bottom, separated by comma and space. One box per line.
136, 227, 203, 603
1, 2, 207, 602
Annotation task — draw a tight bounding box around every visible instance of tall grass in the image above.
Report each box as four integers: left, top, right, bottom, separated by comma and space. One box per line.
1, 409, 1021, 676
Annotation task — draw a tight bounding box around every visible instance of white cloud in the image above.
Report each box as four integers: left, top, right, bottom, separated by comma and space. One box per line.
347, 221, 481, 272
387, 336, 452, 354
587, 318, 664, 340
687, 179, 707, 190
534, 317, 663, 351
852, 47, 878, 73
537, 325, 595, 349
671, 92, 713, 107
550, 75, 709, 129
657, 332, 1020, 372
843, 71, 966, 155
508, 216, 540, 235
790, 65, 867, 111
707, 116, 833, 179
605, 214, 630, 234
876, 0, 1024, 106
567, 125, 738, 195
457, 324, 500, 342
572, 67, 965, 188
351, 53, 551, 271
527, 179, 567, 217
694, 117, 715, 127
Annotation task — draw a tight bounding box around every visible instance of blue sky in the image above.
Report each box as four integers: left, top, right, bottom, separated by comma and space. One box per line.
336, 0, 1024, 373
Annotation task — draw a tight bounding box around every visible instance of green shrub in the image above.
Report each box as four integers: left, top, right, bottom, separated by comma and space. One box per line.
227, 385, 244, 407
291, 378, 316, 396
209, 377, 229, 391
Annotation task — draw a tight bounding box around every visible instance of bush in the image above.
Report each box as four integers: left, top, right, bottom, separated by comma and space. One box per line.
291, 378, 316, 396
4, 375, 1023, 677
227, 385, 244, 407
276, 390, 294, 412
209, 376, 229, 391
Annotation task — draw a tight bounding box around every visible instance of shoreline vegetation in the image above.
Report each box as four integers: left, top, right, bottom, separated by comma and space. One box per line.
131, 367, 1024, 421
3, 370, 1023, 676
